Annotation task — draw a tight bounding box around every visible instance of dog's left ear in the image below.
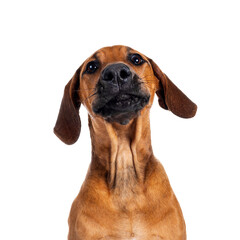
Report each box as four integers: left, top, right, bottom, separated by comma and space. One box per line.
149, 59, 197, 118
54, 66, 82, 145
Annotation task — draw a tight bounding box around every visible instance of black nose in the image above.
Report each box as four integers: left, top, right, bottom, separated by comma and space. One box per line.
101, 63, 131, 85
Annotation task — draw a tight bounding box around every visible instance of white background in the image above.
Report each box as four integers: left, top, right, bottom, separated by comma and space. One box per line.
1, 0, 239, 239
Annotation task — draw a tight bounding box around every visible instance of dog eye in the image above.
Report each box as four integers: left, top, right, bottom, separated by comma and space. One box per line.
85, 61, 99, 74
130, 54, 144, 66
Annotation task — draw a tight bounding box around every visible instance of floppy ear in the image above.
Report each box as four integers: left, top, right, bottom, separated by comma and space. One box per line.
54, 66, 82, 144
149, 59, 197, 118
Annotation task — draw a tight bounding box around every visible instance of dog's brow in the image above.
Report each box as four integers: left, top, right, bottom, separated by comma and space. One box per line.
93, 52, 100, 60
126, 47, 133, 52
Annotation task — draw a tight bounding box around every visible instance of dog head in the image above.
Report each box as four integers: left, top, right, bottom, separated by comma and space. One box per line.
54, 45, 197, 144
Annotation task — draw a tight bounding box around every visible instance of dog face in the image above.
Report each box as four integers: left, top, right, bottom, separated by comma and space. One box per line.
54, 45, 197, 144
79, 46, 156, 125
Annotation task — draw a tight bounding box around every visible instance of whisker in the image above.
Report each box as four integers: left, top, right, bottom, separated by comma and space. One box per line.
142, 79, 157, 82
143, 79, 157, 86
80, 88, 97, 99
81, 91, 98, 103
138, 81, 156, 90
74, 87, 96, 92
139, 74, 155, 79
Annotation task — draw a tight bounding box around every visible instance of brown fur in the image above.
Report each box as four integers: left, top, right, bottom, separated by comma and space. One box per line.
54, 45, 197, 240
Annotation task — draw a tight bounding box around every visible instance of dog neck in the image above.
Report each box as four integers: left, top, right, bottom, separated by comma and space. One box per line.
88, 110, 153, 200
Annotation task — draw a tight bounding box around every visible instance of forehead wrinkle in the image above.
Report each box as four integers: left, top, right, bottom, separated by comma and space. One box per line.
94, 51, 101, 60
111, 46, 128, 62
84, 52, 100, 65
93, 46, 135, 66
126, 46, 133, 55
93, 50, 108, 65
117, 45, 127, 52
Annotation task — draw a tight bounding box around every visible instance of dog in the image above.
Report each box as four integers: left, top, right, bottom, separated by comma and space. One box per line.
54, 45, 197, 240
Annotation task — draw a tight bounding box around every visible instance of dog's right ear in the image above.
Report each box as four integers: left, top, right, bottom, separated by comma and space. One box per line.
54, 66, 82, 145
149, 58, 197, 118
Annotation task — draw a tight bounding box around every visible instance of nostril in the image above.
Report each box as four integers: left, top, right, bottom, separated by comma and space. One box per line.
104, 71, 115, 81
120, 69, 130, 79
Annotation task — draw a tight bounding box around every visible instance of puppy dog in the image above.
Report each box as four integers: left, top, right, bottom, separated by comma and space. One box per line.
54, 45, 197, 240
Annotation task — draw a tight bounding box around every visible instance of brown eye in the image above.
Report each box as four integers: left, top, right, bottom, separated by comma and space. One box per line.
130, 54, 144, 65
86, 61, 99, 74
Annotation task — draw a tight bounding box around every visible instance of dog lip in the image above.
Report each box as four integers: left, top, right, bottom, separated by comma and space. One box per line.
92, 91, 150, 115
115, 93, 132, 101
114, 93, 144, 102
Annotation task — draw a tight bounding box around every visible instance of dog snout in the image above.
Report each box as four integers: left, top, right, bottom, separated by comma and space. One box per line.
101, 63, 132, 87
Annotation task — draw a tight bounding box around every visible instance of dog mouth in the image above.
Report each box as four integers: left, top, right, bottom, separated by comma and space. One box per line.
106, 93, 148, 110
92, 92, 150, 121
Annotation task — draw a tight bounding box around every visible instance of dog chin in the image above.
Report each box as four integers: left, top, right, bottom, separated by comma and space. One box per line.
92, 93, 150, 125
